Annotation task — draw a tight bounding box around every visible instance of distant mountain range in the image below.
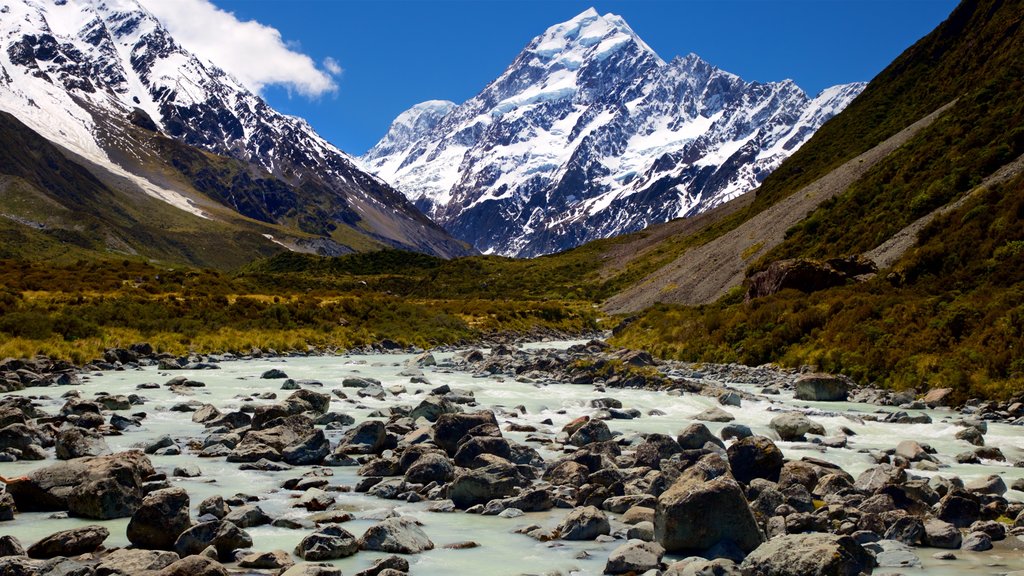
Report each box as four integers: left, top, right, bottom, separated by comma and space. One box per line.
0, 0, 471, 266
362, 8, 864, 257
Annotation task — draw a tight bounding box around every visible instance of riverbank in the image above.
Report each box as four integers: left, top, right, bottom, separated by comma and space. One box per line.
1, 340, 1023, 575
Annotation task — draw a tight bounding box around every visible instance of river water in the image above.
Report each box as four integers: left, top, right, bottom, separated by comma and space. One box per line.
2, 341, 1023, 574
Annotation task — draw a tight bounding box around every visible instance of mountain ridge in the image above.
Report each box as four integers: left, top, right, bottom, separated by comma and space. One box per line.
0, 0, 473, 262
363, 8, 864, 256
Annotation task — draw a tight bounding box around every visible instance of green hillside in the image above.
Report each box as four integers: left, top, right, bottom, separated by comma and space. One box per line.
612, 0, 1024, 401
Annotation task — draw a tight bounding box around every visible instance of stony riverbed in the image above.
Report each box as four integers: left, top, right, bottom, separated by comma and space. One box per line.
1, 340, 1023, 575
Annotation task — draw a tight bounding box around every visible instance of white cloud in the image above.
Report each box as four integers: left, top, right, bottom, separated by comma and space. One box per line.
323, 57, 343, 76
139, 0, 338, 98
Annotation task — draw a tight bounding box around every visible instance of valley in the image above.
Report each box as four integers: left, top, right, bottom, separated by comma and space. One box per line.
0, 0, 1023, 574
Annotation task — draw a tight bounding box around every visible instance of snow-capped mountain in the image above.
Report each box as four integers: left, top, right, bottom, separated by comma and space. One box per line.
0, 0, 471, 258
363, 8, 865, 257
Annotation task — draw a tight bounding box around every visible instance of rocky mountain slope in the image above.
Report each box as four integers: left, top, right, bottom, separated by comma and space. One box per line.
0, 0, 472, 263
362, 8, 863, 256
607, 0, 1024, 398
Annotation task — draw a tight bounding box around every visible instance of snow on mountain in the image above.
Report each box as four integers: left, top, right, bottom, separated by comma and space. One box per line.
0, 0, 470, 257
363, 8, 865, 257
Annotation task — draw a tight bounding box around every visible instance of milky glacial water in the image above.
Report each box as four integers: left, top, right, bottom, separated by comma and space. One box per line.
2, 341, 1024, 575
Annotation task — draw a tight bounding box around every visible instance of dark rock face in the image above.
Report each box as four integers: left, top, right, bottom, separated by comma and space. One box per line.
739, 533, 876, 576
26, 525, 109, 559
7, 451, 154, 519
746, 256, 876, 301
127, 487, 192, 550
654, 454, 763, 555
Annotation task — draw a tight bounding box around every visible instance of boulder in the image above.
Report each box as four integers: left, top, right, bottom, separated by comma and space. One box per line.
54, 428, 111, 460
7, 451, 154, 519
153, 555, 229, 576
409, 396, 459, 422
794, 374, 848, 401
448, 460, 525, 509
335, 420, 388, 455
283, 430, 331, 466
558, 505, 610, 541
568, 419, 613, 447
0, 493, 15, 521
0, 535, 25, 557
359, 517, 435, 553
739, 533, 875, 576
965, 474, 1007, 496
282, 563, 343, 576
352, 555, 409, 576
95, 548, 179, 575
654, 453, 762, 555
26, 525, 109, 559
921, 388, 953, 407
237, 550, 294, 570
745, 257, 870, 301
294, 525, 359, 561
677, 423, 725, 450
173, 520, 252, 561
769, 413, 816, 441
433, 411, 499, 455
604, 540, 665, 574
261, 369, 288, 379
127, 487, 192, 550
693, 406, 735, 423
727, 436, 784, 484
224, 505, 272, 528
924, 519, 962, 549
405, 452, 455, 485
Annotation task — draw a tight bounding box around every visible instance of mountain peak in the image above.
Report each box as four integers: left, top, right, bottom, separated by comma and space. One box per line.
529, 8, 663, 66
362, 9, 864, 257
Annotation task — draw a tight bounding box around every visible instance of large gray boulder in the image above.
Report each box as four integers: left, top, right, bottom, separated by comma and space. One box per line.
26, 525, 109, 559
769, 413, 817, 441
739, 533, 875, 576
173, 520, 252, 561
294, 525, 359, 561
409, 396, 459, 422
7, 451, 155, 519
282, 430, 331, 466
359, 517, 434, 553
794, 374, 848, 401
605, 540, 665, 574
559, 506, 610, 541
405, 452, 455, 485
127, 487, 192, 550
448, 460, 525, 509
153, 555, 229, 576
54, 428, 110, 460
229, 415, 314, 462
95, 548, 179, 575
335, 420, 389, 455
654, 453, 762, 555
432, 411, 499, 455
677, 423, 725, 450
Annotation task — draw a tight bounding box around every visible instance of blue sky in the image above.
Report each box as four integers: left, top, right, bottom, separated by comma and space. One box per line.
206, 0, 958, 156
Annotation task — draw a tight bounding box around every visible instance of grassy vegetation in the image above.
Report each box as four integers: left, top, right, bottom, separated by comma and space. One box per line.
0, 255, 600, 364
613, 173, 1024, 402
